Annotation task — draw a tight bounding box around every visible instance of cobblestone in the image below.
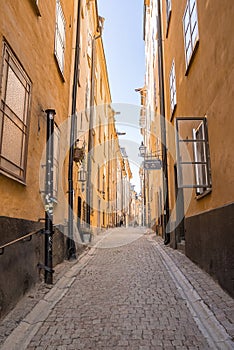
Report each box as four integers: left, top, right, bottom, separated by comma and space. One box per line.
0, 228, 233, 350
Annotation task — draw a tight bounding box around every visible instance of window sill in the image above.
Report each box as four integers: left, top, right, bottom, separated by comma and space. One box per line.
0, 169, 26, 186
185, 40, 199, 76
195, 188, 212, 200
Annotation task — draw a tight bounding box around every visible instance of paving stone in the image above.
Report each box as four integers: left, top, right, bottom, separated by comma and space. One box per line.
1, 228, 233, 349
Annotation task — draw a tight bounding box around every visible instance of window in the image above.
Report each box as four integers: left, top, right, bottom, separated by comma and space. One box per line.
193, 121, 211, 195
0, 42, 31, 182
166, 0, 172, 22
175, 117, 212, 196
169, 60, 177, 115
183, 0, 199, 68
54, 0, 66, 74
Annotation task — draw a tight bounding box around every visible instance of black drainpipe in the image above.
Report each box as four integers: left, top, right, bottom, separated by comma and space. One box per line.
45, 109, 56, 284
86, 26, 102, 227
157, 0, 170, 245
67, 0, 82, 260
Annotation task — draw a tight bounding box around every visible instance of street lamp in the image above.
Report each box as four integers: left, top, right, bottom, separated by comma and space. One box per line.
139, 141, 147, 157
78, 168, 87, 182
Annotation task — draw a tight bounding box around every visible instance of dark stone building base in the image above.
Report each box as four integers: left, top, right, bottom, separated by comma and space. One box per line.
0, 216, 66, 319
185, 202, 234, 298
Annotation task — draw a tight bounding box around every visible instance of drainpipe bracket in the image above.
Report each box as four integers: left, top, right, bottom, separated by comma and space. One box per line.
39, 229, 54, 236
37, 263, 54, 274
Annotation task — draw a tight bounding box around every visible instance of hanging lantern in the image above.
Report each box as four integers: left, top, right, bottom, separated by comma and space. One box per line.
78, 169, 87, 182
139, 142, 146, 157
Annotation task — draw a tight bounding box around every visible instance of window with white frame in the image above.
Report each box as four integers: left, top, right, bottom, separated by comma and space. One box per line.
166, 0, 172, 22
183, 0, 199, 68
169, 60, 177, 114
175, 117, 212, 196
0, 42, 31, 182
54, 0, 66, 74
193, 121, 211, 195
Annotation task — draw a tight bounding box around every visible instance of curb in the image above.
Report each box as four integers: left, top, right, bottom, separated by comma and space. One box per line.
149, 237, 234, 350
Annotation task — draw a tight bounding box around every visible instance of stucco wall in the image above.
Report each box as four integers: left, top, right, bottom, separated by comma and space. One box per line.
162, 0, 234, 216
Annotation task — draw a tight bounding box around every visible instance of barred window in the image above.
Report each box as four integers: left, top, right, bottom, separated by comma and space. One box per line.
183, 0, 199, 68
55, 0, 66, 74
0, 42, 31, 182
169, 60, 177, 114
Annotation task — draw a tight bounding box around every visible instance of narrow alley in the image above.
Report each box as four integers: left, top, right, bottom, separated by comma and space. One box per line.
0, 228, 233, 350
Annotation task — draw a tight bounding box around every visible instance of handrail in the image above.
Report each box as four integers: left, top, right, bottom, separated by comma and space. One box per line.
0, 228, 43, 255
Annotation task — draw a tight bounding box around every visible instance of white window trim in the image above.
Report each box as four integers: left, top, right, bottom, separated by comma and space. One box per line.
183, 0, 199, 69
175, 117, 212, 196
169, 59, 177, 115
54, 0, 66, 75
192, 122, 211, 196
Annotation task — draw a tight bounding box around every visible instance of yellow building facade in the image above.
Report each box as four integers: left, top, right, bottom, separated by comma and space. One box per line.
143, 0, 234, 296
0, 0, 125, 315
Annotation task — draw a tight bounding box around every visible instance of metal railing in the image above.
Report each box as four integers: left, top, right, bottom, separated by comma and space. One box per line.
0, 228, 43, 255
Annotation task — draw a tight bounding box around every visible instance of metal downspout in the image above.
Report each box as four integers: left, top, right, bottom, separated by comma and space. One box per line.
45, 109, 56, 284
67, 0, 82, 260
157, 0, 170, 244
86, 29, 102, 228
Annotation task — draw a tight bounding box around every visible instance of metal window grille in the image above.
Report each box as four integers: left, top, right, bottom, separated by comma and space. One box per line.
0, 42, 31, 182
175, 117, 212, 191
55, 0, 66, 73
183, 0, 199, 67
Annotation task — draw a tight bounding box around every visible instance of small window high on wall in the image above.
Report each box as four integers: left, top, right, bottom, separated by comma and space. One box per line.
55, 0, 66, 74
169, 60, 177, 116
183, 0, 199, 69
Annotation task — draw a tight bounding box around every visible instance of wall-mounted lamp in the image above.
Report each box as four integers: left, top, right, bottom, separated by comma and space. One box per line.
139, 141, 146, 157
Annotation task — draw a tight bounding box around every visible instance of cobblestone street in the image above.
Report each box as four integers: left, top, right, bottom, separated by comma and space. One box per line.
1, 228, 233, 350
